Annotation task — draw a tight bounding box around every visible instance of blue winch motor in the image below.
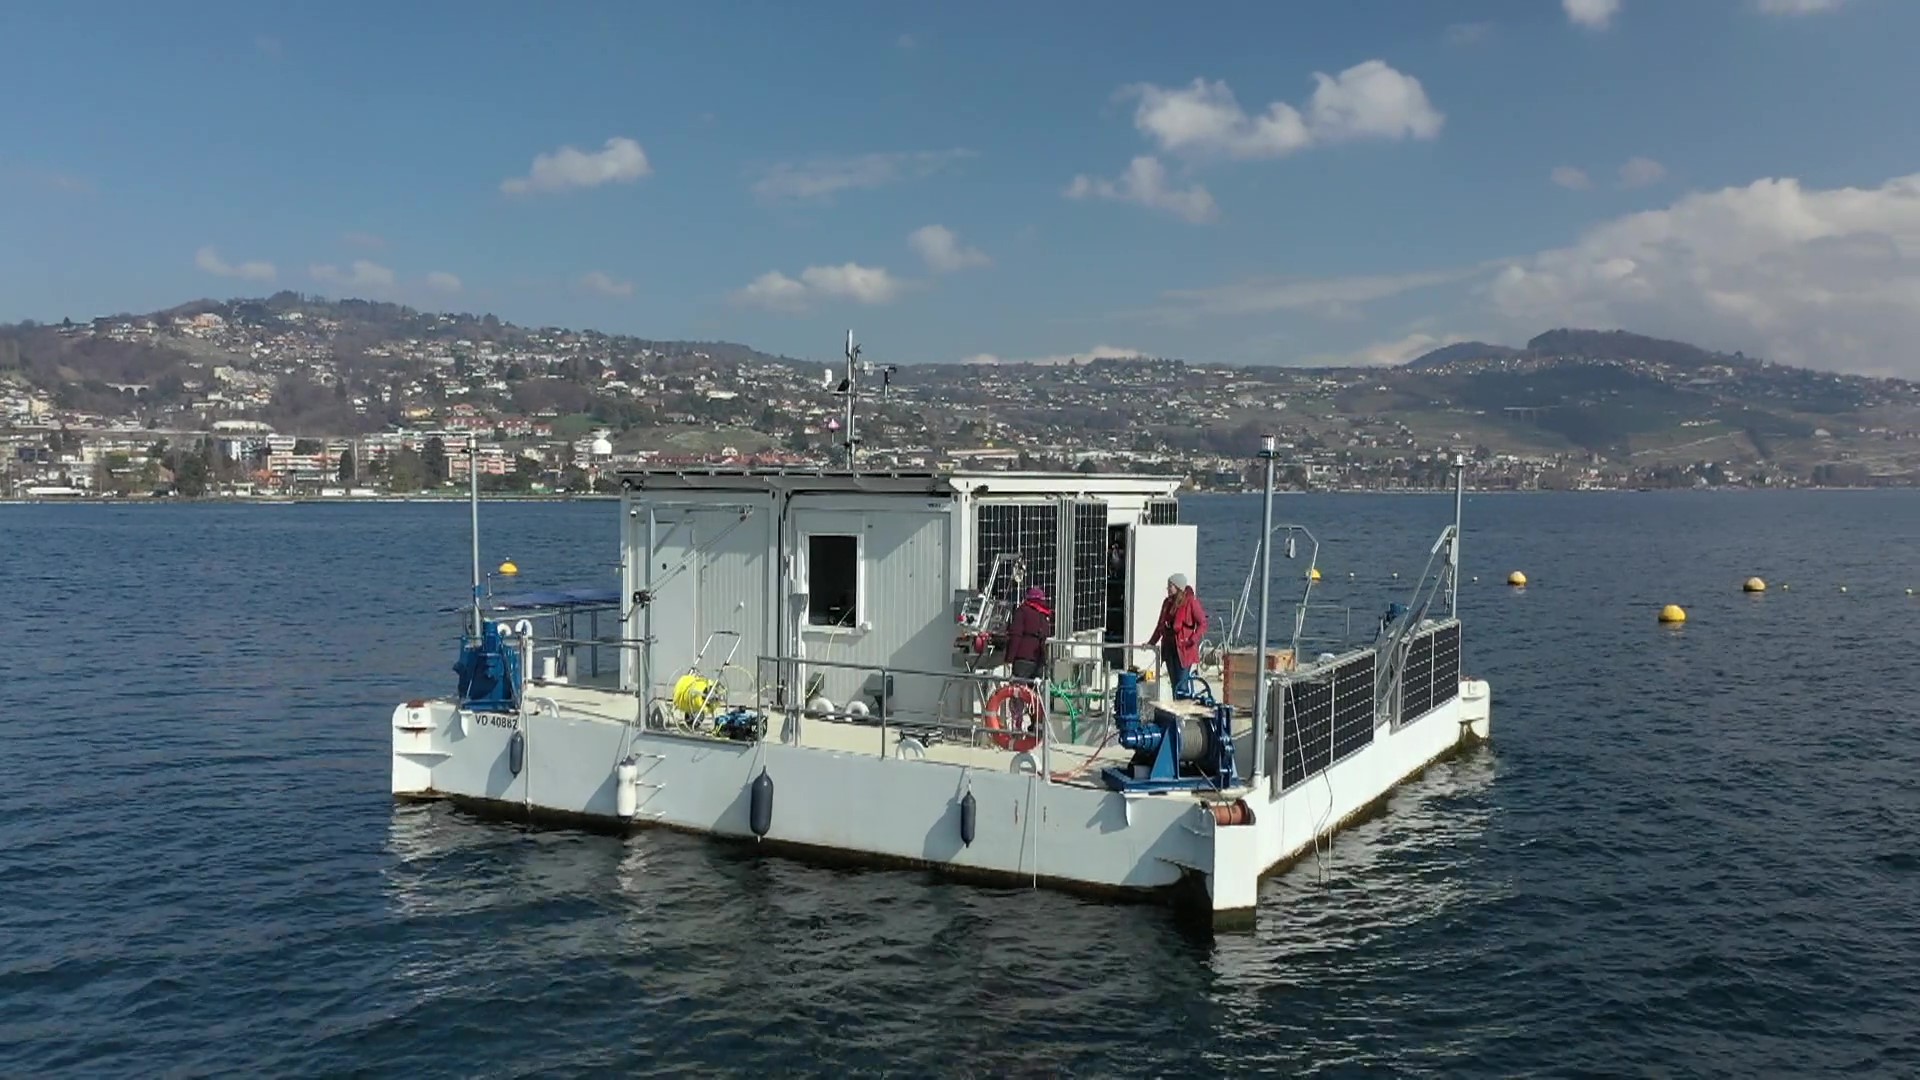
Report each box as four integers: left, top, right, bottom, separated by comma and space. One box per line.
454, 620, 522, 713
1101, 670, 1239, 792
714, 707, 767, 743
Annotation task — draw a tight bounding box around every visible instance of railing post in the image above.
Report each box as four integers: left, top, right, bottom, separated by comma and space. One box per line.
878, 665, 888, 758
1252, 434, 1277, 788
1039, 674, 1052, 782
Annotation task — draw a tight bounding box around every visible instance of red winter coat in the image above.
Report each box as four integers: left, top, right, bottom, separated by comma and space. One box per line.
1149, 589, 1207, 668
1004, 600, 1053, 666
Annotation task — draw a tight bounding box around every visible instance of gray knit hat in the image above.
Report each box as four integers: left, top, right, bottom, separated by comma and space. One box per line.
1169, 573, 1189, 589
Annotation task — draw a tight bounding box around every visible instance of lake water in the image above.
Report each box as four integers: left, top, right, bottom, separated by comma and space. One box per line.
5, 492, 1918, 1077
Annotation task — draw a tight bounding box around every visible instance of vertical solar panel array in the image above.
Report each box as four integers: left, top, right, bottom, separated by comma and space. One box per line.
1397, 621, 1461, 727
1330, 651, 1377, 763
1069, 501, 1107, 633
1147, 498, 1179, 525
1278, 650, 1377, 791
975, 503, 1058, 608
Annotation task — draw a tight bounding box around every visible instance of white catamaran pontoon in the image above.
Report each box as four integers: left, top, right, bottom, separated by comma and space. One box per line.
391, 340, 1491, 922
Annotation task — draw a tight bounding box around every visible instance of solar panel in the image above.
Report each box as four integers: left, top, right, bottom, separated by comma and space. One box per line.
1069, 501, 1107, 633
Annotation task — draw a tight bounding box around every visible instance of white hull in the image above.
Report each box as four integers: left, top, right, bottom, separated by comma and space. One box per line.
392, 678, 1492, 918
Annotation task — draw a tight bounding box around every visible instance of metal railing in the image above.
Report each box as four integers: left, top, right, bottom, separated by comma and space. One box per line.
752, 653, 1068, 774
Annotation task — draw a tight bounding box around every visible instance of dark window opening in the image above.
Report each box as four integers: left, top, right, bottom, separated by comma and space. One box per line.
808, 534, 859, 627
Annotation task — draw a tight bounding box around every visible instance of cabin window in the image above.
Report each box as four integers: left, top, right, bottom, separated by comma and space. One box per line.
806, 534, 860, 627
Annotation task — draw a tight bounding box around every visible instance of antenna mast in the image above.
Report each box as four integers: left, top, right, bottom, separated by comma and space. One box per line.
842, 330, 860, 469
828, 330, 897, 470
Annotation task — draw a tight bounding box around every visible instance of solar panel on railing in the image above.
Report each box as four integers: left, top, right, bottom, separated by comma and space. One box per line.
1400, 630, 1436, 724
1431, 622, 1461, 707
1281, 676, 1333, 790
1330, 650, 1376, 764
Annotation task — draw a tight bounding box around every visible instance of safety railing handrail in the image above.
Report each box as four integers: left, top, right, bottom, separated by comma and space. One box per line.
751, 652, 1061, 776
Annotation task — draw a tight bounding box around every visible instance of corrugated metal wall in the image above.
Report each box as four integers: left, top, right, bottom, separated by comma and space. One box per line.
691, 506, 770, 683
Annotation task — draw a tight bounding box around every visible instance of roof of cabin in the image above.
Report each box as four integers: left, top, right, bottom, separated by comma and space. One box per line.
615, 466, 1183, 497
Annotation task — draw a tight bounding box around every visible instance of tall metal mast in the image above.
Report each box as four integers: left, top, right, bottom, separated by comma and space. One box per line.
1251, 434, 1278, 785
1450, 453, 1465, 615
468, 433, 482, 637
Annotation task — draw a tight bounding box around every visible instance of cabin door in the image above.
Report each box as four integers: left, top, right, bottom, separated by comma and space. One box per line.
1126, 523, 1199, 657
640, 513, 699, 698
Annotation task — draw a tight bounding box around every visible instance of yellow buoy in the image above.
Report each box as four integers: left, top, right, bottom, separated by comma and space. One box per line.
1508, 571, 1527, 587
1659, 604, 1687, 624
1743, 577, 1766, 593
1307, 567, 1322, 582
498, 559, 519, 576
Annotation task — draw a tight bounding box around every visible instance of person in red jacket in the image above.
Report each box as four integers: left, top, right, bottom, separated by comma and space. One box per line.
1004, 585, 1053, 681
1148, 573, 1207, 695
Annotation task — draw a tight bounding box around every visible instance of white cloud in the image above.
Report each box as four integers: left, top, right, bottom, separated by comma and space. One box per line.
195, 246, 275, 282
752, 149, 973, 204
1552, 166, 1593, 190
424, 271, 462, 294
1618, 156, 1667, 188
1066, 156, 1217, 224
1123, 61, 1441, 162
579, 271, 635, 297
1309, 332, 1470, 367
501, 136, 651, 196
310, 259, 397, 290
1755, 0, 1844, 13
1158, 265, 1480, 319
1564, 0, 1621, 29
1306, 60, 1447, 144
1126, 79, 1310, 161
960, 345, 1147, 366
732, 263, 906, 312
1486, 173, 1920, 376
908, 225, 990, 273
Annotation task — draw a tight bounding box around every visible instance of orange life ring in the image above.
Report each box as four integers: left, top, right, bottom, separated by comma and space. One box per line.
983, 683, 1042, 752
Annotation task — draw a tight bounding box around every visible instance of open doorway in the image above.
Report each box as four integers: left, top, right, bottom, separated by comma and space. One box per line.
1104, 523, 1129, 667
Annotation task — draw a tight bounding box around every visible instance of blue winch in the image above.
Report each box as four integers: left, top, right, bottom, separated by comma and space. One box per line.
1099, 670, 1240, 792
453, 620, 522, 713
714, 707, 767, 742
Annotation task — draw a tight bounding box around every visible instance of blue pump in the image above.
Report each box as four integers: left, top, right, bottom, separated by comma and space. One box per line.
453, 621, 522, 713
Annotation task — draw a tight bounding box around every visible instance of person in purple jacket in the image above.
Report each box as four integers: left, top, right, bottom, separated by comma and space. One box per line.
1004, 585, 1054, 681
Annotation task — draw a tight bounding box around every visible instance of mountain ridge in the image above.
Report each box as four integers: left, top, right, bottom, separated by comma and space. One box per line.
5, 294, 1919, 483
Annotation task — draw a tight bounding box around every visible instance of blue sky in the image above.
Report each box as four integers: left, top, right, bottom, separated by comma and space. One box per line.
3, 0, 1918, 375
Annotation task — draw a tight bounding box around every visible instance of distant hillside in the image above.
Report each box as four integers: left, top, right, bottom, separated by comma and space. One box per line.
1403, 341, 1523, 369
1526, 328, 1757, 370
7, 295, 1920, 482
1379, 325, 1915, 465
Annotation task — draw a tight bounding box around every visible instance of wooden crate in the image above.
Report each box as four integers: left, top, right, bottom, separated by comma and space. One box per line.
1220, 647, 1293, 710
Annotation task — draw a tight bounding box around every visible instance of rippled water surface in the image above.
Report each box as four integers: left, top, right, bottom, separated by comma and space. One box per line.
6, 492, 1920, 1077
